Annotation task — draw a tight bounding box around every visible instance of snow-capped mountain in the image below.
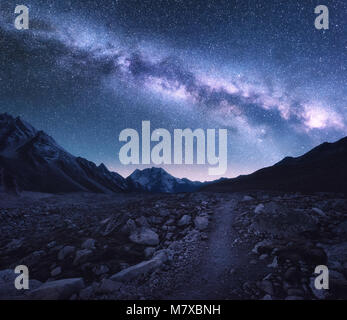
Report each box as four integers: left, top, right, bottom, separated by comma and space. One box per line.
126, 167, 204, 193
0, 113, 220, 194
0, 113, 127, 193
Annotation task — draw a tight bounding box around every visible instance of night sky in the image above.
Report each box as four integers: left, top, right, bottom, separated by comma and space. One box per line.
0, 0, 346, 181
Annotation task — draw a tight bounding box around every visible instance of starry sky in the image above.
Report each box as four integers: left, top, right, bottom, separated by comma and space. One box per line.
0, 0, 346, 181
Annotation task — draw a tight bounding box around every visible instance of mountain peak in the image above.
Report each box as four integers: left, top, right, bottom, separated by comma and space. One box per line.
127, 167, 202, 193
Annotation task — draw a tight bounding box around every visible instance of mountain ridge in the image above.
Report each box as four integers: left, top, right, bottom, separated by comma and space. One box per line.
203, 136, 347, 193
0, 113, 204, 194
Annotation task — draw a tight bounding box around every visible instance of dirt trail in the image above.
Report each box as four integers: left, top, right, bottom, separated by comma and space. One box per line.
168, 198, 239, 299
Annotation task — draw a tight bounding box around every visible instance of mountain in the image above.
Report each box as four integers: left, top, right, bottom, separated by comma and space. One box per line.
0, 113, 127, 193
203, 136, 347, 193
126, 167, 204, 193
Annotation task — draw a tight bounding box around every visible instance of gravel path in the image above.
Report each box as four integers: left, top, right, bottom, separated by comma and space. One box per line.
168, 198, 239, 299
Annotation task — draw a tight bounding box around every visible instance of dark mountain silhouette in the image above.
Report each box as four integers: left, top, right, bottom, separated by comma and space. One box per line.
0, 113, 205, 194
0, 113, 127, 193
203, 136, 347, 193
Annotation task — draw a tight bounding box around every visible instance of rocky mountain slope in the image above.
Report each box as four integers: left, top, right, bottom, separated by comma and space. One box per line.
0, 113, 128, 193
126, 167, 204, 193
0, 113, 206, 194
203, 137, 347, 193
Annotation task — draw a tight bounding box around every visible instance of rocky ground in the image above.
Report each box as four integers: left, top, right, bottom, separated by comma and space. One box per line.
0, 190, 346, 300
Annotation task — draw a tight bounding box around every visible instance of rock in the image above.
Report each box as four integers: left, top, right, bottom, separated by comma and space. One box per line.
332, 221, 347, 235
95, 279, 122, 294
73, 249, 93, 266
252, 240, 273, 254
144, 247, 156, 258
0, 269, 16, 285
159, 209, 170, 217
129, 228, 159, 246
258, 280, 274, 295
51, 267, 62, 277
79, 286, 93, 300
81, 239, 96, 250
0, 279, 42, 299
323, 242, 347, 266
330, 270, 346, 281
262, 294, 273, 300
58, 246, 75, 261
136, 216, 149, 227
194, 216, 209, 230
312, 207, 326, 217
153, 250, 169, 263
92, 265, 109, 276
242, 195, 254, 201
6, 239, 23, 251
259, 254, 268, 260
122, 219, 137, 234
166, 232, 173, 240
254, 204, 265, 214
30, 278, 85, 300
178, 215, 191, 226
110, 259, 163, 282
47, 241, 56, 248
267, 256, 278, 268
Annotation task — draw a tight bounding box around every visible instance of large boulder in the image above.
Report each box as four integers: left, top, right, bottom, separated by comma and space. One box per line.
0, 269, 42, 299
178, 215, 191, 226
110, 258, 163, 282
29, 278, 85, 300
129, 228, 159, 246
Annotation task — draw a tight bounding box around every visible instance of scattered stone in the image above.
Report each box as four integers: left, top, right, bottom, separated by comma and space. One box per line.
254, 204, 265, 214
129, 228, 159, 246
110, 259, 163, 282
92, 265, 109, 276
144, 247, 156, 258
178, 215, 191, 226
312, 207, 326, 217
58, 246, 75, 261
95, 279, 122, 294
267, 257, 278, 268
81, 239, 96, 250
194, 216, 209, 230
30, 278, 85, 300
73, 249, 93, 266
51, 267, 62, 277
258, 280, 274, 295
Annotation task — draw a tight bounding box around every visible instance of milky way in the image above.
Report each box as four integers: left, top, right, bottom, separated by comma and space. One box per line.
0, 0, 346, 180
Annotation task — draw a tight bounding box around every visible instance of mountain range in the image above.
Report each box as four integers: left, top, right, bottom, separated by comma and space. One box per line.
1, 113, 346, 194
0, 113, 204, 193
203, 136, 347, 193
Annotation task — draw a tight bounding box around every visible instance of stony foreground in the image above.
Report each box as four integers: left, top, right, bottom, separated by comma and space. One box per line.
0, 191, 346, 300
